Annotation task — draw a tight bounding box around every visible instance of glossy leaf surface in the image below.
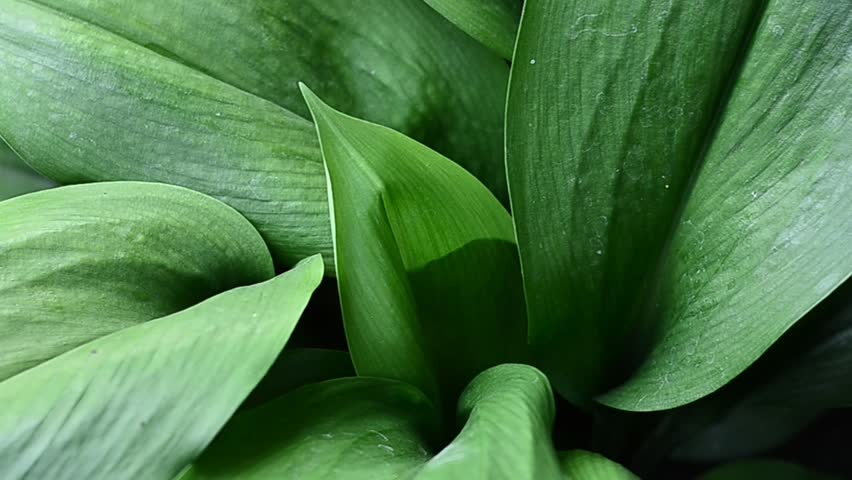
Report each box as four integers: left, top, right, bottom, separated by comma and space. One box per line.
507, 0, 763, 403
424, 0, 520, 59
0, 182, 273, 380
183, 364, 561, 480
602, 0, 852, 409
0, 255, 324, 480
508, 0, 852, 408
302, 86, 526, 411
33, 0, 510, 199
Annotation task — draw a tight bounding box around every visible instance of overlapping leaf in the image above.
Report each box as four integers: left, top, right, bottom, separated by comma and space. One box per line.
508, 0, 852, 408
0, 0, 509, 272
32, 0, 509, 197
424, 0, 521, 59
0, 254, 324, 480
302, 86, 526, 411
0, 181, 273, 380
181, 364, 561, 480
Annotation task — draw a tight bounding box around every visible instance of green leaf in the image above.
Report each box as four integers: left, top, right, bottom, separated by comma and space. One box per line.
0, 0, 509, 271
601, 0, 852, 410
35, 0, 509, 200
0, 254, 324, 480
668, 280, 852, 461
698, 460, 841, 480
423, 0, 521, 59
0, 181, 273, 380
560, 450, 639, 480
241, 348, 355, 410
508, 0, 852, 408
182, 364, 561, 480
507, 0, 764, 404
301, 85, 526, 411
0, 0, 328, 269
0, 142, 53, 200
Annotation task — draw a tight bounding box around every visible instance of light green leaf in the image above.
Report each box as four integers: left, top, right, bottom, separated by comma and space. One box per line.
424, 0, 520, 59
301, 85, 526, 411
0, 142, 53, 200
601, 0, 852, 410
560, 450, 639, 480
0, 254, 324, 480
508, 0, 852, 408
698, 460, 841, 480
507, 0, 763, 404
0, 181, 273, 380
182, 364, 561, 480
242, 348, 355, 410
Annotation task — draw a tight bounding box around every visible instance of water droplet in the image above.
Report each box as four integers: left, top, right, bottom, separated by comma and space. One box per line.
215, 112, 222, 117
664, 184, 670, 189
595, 250, 602, 255
529, 59, 536, 65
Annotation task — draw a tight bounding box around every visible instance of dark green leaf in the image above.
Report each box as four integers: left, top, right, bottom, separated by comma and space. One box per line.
698, 460, 840, 480
507, 0, 763, 404
182, 364, 560, 480
424, 0, 521, 59
241, 348, 354, 410
508, 0, 852, 409
602, 0, 852, 410
0, 254, 324, 480
0, 181, 273, 380
302, 85, 526, 411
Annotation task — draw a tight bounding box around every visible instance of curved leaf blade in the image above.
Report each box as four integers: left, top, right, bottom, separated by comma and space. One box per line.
182, 364, 560, 480
423, 0, 520, 59
506, 0, 763, 403
0, 254, 324, 480
559, 450, 638, 480
602, 0, 852, 410
0, 0, 328, 268
301, 85, 526, 411
31, 0, 510, 199
0, 181, 273, 380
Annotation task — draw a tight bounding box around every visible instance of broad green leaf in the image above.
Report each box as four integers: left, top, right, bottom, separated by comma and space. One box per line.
669, 280, 852, 461
0, 181, 273, 380
31, 0, 509, 200
424, 0, 521, 59
0, 1, 508, 271
0, 141, 53, 200
242, 348, 354, 410
301, 85, 526, 411
560, 450, 639, 480
601, 0, 852, 410
507, 0, 763, 403
0, 254, 324, 480
0, 0, 328, 269
182, 364, 561, 480
699, 460, 840, 480
508, 0, 852, 408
